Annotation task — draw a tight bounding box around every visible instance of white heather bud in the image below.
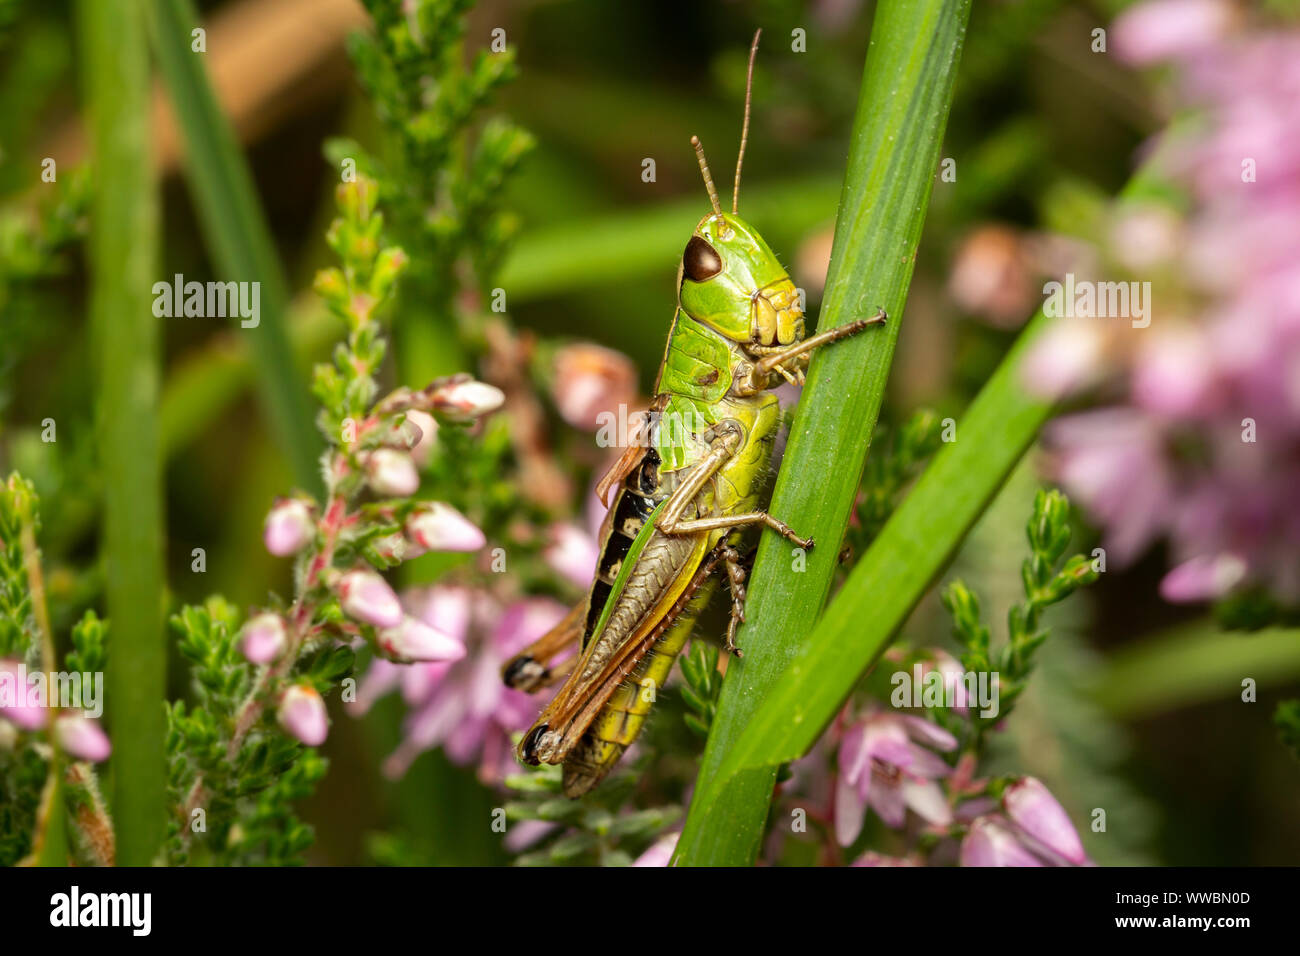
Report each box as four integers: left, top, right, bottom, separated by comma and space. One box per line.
407, 502, 486, 553
377, 616, 466, 663
431, 379, 504, 422
405, 409, 438, 467
55, 715, 112, 763
263, 498, 314, 556
277, 685, 328, 746
338, 570, 404, 628
241, 612, 288, 664
366, 449, 420, 497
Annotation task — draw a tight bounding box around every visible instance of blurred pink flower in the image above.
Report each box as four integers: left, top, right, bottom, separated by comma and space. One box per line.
834, 710, 957, 845
1112, 0, 1236, 65
338, 570, 404, 629
0, 659, 47, 731
54, 714, 111, 763
1002, 776, 1088, 865
240, 612, 288, 664
263, 498, 314, 557
551, 343, 638, 431
406, 502, 485, 553
631, 831, 679, 867
1027, 14, 1300, 605
352, 586, 568, 785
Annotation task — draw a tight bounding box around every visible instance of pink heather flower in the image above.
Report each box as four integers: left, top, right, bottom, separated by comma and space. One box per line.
542, 522, 600, 590
1020, 318, 1106, 401
1159, 552, 1247, 603
1003, 776, 1087, 865
631, 831, 680, 867
365, 448, 420, 497
960, 816, 1046, 867
263, 498, 313, 557
405, 409, 438, 468
407, 502, 485, 553
835, 710, 957, 845
54, 715, 111, 763
278, 684, 328, 746
1112, 0, 1236, 65
353, 589, 567, 784
551, 343, 638, 431
1027, 18, 1300, 605
338, 570, 404, 629
240, 612, 288, 664
378, 616, 467, 663
947, 225, 1036, 328
0, 659, 47, 731
851, 852, 918, 867
430, 379, 505, 423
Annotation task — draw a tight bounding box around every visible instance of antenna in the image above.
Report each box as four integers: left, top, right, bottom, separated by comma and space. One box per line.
732, 29, 761, 214
691, 135, 723, 217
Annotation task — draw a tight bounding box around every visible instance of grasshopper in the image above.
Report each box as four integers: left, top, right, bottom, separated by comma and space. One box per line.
502, 30, 885, 797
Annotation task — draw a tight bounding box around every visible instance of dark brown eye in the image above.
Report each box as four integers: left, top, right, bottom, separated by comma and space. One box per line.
682, 235, 723, 283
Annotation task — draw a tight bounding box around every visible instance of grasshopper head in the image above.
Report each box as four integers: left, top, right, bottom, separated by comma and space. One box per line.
678, 212, 805, 348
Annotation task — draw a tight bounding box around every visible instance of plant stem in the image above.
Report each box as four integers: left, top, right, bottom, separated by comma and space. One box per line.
674, 0, 972, 867
78, 0, 166, 867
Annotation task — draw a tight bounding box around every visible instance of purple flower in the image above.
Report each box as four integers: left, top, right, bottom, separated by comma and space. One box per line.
1003, 776, 1088, 865
54, 715, 111, 763
1112, 0, 1236, 65
406, 502, 485, 553
542, 522, 600, 590
278, 684, 329, 746
263, 498, 314, 557
0, 659, 47, 731
351, 587, 568, 785
240, 612, 288, 664
378, 616, 466, 663
338, 570, 404, 629
365, 449, 420, 497
834, 710, 957, 845
960, 816, 1046, 867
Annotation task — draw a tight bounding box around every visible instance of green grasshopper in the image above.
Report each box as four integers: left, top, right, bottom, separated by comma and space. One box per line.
502, 31, 885, 797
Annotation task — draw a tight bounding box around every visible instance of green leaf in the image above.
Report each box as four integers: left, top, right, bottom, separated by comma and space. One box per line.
674, 0, 974, 867
146, 0, 321, 491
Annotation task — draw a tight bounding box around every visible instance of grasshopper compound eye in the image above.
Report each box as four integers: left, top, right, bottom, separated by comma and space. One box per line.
683, 235, 722, 283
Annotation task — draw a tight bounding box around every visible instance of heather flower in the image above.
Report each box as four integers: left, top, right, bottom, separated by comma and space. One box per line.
352, 587, 568, 784
404, 409, 438, 467
278, 685, 329, 746
338, 570, 404, 629
851, 851, 918, 867
1002, 776, 1087, 865
263, 498, 313, 557
835, 709, 957, 845
1025, 11, 1300, 605
406, 502, 485, 553
365, 448, 420, 497
54, 715, 111, 763
430, 378, 506, 422
0, 659, 47, 731
551, 343, 638, 431
960, 816, 1046, 867
542, 522, 600, 590
240, 612, 288, 664
377, 615, 466, 664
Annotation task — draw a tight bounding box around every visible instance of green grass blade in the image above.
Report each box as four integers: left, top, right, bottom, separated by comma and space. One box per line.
673, 0, 973, 866
78, 0, 166, 867
148, 0, 321, 491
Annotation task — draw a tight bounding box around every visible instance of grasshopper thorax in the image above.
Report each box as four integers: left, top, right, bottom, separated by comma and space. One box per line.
677, 212, 805, 349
